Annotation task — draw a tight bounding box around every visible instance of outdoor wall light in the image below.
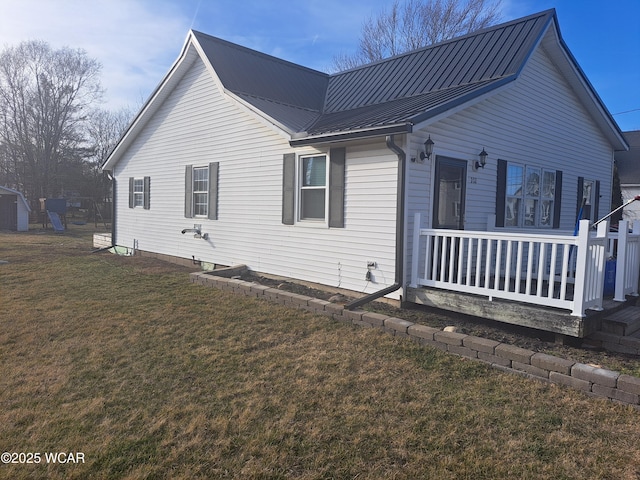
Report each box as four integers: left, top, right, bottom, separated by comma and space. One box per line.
419, 135, 435, 162
475, 147, 488, 170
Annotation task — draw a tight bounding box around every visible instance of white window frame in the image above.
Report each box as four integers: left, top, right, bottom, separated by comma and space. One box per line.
298, 154, 328, 223
192, 166, 209, 217
505, 162, 556, 228
133, 178, 144, 208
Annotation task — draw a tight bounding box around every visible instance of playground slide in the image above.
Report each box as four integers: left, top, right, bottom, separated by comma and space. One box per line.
47, 211, 65, 232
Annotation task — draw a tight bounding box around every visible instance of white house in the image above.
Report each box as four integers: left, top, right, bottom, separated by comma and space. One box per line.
102, 10, 631, 337
0, 186, 30, 231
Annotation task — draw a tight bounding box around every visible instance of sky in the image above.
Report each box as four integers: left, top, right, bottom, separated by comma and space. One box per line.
1, 0, 639, 132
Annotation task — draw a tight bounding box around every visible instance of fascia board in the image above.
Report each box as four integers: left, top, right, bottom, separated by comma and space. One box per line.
543, 20, 628, 151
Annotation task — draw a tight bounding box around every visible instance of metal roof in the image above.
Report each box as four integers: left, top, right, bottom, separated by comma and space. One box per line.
194, 10, 555, 141
104, 8, 628, 170
193, 32, 328, 117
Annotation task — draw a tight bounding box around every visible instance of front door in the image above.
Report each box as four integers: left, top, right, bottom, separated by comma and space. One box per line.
433, 156, 466, 229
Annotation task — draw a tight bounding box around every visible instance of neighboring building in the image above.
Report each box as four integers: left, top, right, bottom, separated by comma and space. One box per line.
102, 9, 629, 337
615, 130, 640, 220
0, 186, 30, 231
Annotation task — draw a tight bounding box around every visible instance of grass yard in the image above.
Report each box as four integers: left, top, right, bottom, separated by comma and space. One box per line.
1, 227, 640, 479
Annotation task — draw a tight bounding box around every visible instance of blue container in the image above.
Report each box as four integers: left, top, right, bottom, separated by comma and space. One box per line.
603, 259, 616, 296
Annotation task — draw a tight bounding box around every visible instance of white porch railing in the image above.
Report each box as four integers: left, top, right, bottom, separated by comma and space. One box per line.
409, 214, 640, 317
610, 220, 640, 301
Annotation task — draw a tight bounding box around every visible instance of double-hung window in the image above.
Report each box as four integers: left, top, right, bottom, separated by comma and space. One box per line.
184, 163, 219, 220
192, 167, 209, 217
128, 176, 150, 209
299, 155, 327, 220
498, 160, 561, 228
133, 179, 144, 207
282, 148, 345, 227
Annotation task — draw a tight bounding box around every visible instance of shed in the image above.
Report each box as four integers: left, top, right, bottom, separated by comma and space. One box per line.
0, 186, 30, 231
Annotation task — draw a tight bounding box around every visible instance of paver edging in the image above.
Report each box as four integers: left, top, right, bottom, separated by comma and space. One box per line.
192, 272, 640, 408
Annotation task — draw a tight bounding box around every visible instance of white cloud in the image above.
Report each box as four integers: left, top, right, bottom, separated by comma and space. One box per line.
0, 0, 192, 110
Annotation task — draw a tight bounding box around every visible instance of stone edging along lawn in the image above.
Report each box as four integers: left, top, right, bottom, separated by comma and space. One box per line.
190, 271, 640, 408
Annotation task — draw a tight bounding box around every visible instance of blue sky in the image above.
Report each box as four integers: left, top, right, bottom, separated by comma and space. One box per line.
1, 0, 639, 131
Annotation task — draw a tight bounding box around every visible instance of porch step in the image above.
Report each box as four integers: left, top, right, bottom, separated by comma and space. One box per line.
601, 306, 640, 336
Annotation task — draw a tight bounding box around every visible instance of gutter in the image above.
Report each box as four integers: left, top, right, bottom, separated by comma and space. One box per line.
346, 134, 406, 310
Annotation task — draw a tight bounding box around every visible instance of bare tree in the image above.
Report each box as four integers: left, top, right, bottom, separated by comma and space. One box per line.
332, 0, 502, 71
0, 40, 103, 207
83, 107, 133, 202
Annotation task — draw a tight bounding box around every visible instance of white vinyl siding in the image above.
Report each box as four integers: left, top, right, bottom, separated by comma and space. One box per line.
406, 46, 614, 285
112, 57, 399, 298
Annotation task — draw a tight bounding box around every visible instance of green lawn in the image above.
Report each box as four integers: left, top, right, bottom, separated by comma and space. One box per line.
1, 228, 639, 479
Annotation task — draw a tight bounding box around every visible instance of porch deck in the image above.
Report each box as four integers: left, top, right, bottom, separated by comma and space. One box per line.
406, 285, 627, 338
408, 215, 640, 338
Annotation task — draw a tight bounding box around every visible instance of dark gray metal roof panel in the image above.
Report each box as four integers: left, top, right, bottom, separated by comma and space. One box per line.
193, 11, 555, 139
308, 79, 504, 135
193, 31, 329, 112
322, 10, 552, 114
234, 94, 322, 132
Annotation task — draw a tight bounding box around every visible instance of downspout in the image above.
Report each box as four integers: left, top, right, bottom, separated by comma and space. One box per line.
346, 134, 406, 310
92, 172, 116, 253
106, 172, 117, 249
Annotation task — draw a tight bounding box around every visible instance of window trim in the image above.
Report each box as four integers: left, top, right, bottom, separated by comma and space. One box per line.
497, 159, 562, 229
282, 148, 345, 228
133, 179, 144, 207
298, 154, 328, 223
184, 163, 219, 220
192, 166, 209, 218
128, 176, 150, 210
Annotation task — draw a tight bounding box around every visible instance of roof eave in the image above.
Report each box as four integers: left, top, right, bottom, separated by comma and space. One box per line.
289, 123, 413, 147
544, 17, 629, 151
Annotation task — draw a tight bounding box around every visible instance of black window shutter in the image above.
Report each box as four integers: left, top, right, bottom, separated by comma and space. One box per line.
576, 176, 584, 220
593, 180, 600, 223
553, 170, 562, 229
185, 165, 193, 218
328, 147, 346, 228
143, 176, 151, 210
129, 177, 134, 209
282, 153, 295, 225
208, 162, 219, 220
495, 159, 507, 227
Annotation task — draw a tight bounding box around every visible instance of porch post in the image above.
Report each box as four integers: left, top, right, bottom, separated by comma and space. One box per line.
614, 220, 628, 302
571, 219, 591, 316
592, 220, 609, 311
410, 213, 421, 288
631, 220, 640, 297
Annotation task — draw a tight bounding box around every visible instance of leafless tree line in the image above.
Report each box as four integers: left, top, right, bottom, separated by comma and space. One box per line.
0, 40, 131, 210
332, 0, 502, 71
